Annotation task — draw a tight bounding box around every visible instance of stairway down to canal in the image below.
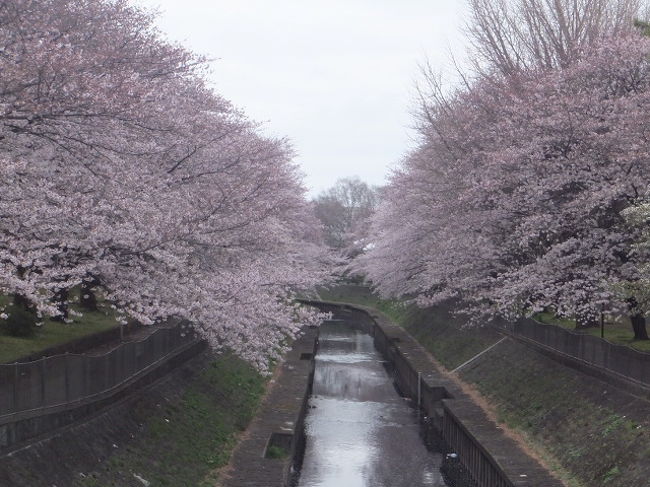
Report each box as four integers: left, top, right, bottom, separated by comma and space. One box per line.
297, 320, 449, 487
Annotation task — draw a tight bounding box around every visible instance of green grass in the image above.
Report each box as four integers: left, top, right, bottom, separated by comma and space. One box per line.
265, 444, 290, 459
460, 339, 650, 487
534, 311, 576, 329
76, 352, 267, 487
0, 307, 119, 363
0, 287, 123, 363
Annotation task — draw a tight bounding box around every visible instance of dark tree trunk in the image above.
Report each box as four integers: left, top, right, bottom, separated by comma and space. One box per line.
80, 278, 99, 311
631, 313, 649, 341
51, 288, 69, 322
627, 297, 649, 340
13, 293, 31, 311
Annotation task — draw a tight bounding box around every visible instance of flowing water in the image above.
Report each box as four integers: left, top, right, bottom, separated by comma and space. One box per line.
297, 321, 449, 487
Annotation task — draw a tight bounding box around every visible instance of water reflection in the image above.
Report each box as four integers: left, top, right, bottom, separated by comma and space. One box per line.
297, 322, 447, 487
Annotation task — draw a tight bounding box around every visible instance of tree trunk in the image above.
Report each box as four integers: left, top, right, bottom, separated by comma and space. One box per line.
631, 313, 649, 341
627, 297, 649, 340
13, 293, 31, 311
80, 278, 98, 311
51, 288, 69, 322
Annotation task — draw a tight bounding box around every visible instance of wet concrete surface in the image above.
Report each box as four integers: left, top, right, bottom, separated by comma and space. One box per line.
297, 321, 448, 487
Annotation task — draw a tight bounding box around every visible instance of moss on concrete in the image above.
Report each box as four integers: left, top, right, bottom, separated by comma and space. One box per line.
461, 339, 650, 487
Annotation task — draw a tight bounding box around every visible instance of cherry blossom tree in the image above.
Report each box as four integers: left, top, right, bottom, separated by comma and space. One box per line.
466, 0, 647, 75
313, 177, 379, 257
0, 0, 330, 368
358, 32, 650, 339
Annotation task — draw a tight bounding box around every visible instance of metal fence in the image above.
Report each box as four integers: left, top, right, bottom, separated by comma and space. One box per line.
513, 319, 650, 386
442, 405, 510, 487
0, 325, 195, 419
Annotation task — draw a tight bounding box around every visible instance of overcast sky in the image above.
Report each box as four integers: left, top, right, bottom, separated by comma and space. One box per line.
133, 0, 469, 196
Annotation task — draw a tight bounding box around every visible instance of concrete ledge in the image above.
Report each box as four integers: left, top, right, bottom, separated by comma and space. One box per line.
222, 327, 318, 487
443, 399, 561, 487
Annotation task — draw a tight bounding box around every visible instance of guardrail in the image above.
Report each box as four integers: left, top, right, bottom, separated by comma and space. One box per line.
513, 319, 650, 387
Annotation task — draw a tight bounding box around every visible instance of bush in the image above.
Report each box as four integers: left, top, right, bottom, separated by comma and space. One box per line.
2, 305, 37, 337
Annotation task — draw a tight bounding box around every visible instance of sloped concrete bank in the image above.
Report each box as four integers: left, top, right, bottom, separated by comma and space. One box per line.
305, 300, 563, 487
0, 323, 318, 487
501, 324, 650, 402
0, 346, 205, 486
458, 338, 650, 487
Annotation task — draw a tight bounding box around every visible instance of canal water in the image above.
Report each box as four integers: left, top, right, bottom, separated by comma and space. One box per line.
297, 320, 449, 487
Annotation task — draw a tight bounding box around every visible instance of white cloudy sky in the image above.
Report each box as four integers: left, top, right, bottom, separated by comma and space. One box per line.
133, 0, 469, 195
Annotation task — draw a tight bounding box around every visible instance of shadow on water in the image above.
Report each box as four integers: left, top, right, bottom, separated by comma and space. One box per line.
295, 320, 474, 487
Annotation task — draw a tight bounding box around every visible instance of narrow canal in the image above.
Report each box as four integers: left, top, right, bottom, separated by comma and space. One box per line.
297, 320, 449, 487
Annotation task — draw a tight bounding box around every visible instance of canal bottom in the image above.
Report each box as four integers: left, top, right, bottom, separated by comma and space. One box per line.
296, 320, 451, 487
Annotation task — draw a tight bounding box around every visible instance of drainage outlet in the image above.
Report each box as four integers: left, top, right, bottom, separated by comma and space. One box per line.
265, 432, 293, 459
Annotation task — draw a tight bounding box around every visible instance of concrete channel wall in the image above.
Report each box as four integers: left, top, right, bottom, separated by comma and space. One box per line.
304, 300, 564, 487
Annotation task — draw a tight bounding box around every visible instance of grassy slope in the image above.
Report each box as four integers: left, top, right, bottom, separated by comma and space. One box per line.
0, 308, 119, 363
320, 284, 650, 487
76, 352, 267, 487
460, 340, 650, 487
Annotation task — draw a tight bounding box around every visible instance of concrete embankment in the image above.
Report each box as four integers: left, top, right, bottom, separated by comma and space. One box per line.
458, 338, 650, 487
306, 300, 564, 487
0, 324, 202, 454
380, 301, 650, 487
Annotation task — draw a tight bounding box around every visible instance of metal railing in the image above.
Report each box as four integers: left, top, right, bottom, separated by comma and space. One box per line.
513, 319, 650, 386
0, 325, 195, 419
